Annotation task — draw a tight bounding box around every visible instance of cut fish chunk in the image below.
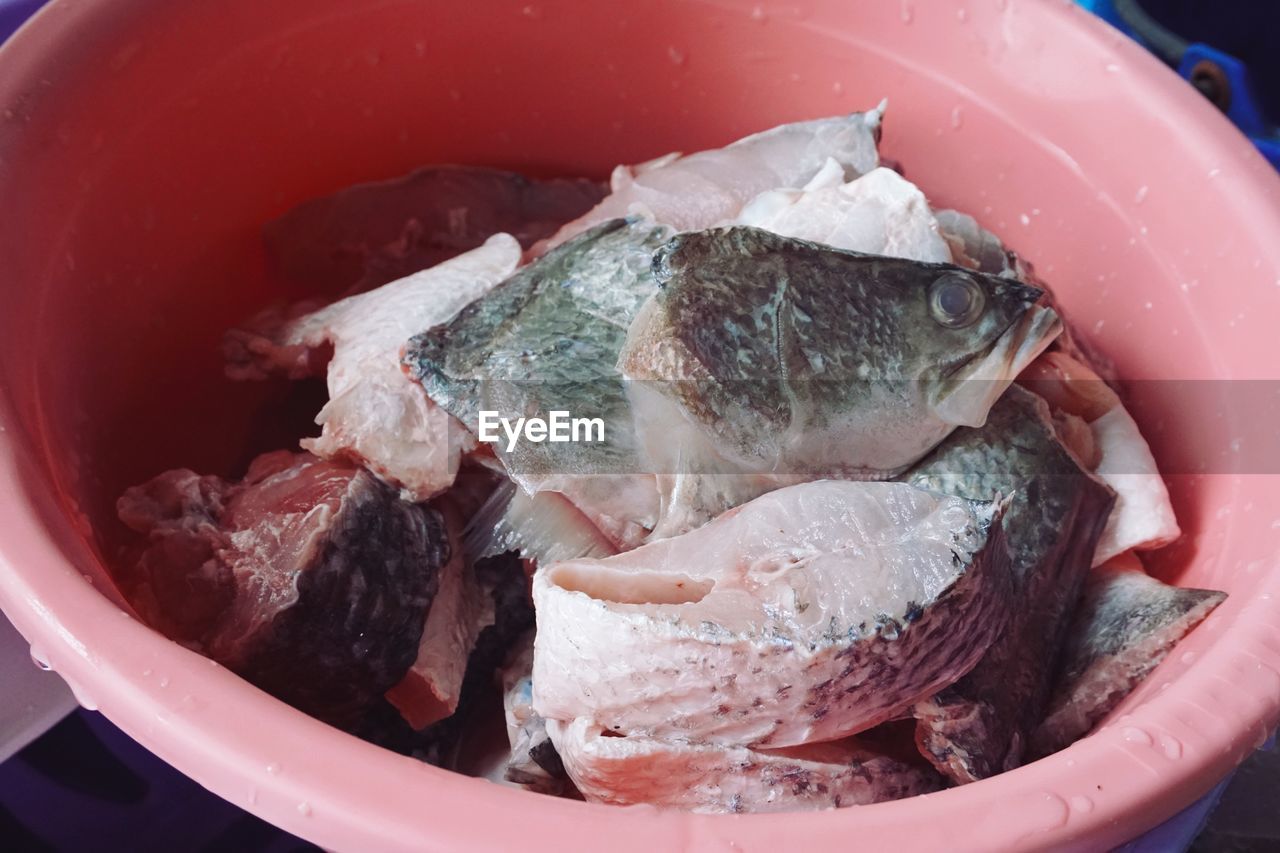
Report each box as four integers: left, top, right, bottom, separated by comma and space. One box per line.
549, 717, 941, 813
532, 480, 1011, 748
405, 218, 672, 546
621, 227, 1060, 538
905, 386, 1115, 782
539, 108, 884, 252
118, 451, 447, 728
736, 165, 951, 263
1018, 351, 1181, 564
265, 164, 606, 295
1030, 554, 1226, 756
225, 235, 521, 500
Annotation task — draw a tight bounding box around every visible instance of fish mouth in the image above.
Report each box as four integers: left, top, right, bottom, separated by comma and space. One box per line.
933, 303, 1063, 427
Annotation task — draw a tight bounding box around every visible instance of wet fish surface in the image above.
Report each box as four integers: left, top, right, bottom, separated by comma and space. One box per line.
539, 108, 884, 252
549, 717, 942, 813
405, 218, 673, 547
225, 235, 521, 500
905, 386, 1115, 783
117, 451, 446, 728
532, 480, 1012, 748
1031, 555, 1226, 757
621, 226, 1061, 537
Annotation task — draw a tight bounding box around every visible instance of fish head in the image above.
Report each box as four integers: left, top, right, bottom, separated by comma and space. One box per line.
897, 266, 1062, 428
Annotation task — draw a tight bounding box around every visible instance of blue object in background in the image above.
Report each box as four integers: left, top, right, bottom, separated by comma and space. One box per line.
1082, 0, 1280, 169
0, 0, 44, 43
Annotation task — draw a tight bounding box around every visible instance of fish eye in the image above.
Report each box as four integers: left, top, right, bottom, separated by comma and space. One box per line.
928, 273, 985, 328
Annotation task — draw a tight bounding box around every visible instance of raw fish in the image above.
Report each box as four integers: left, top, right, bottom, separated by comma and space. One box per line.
405, 218, 672, 546
539, 108, 884, 251
225, 235, 521, 500
549, 717, 941, 813
1030, 553, 1226, 756
736, 164, 951, 263
501, 633, 570, 795
1019, 351, 1181, 563
905, 386, 1115, 782
118, 451, 446, 727
621, 227, 1061, 537
386, 499, 494, 729
532, 480, 1011, 748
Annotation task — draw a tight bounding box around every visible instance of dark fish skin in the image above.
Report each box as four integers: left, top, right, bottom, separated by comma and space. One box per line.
118, 453, 447, 730
905, 386, 1116, 783
228, 474, 445, 728
1030, 563, 1226, 758
623, 226, 1052, 479
404, 218, 672, 483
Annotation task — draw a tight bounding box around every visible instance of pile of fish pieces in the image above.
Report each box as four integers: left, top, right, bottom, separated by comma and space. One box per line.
113, 106, 1226, 808
118, 167, 597, 742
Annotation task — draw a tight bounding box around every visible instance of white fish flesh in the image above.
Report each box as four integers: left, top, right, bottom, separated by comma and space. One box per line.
532, 480, 1011, 748
538, 107, 884, 252
224, 234, 521, 500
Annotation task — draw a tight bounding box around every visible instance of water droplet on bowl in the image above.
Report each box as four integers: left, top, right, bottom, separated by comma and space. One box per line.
521, 4, 541, 19
1134, 185, 1149, 204
1033, 793, 1070, 830
1070, 795, 1095, 813
267, 762, 282, 776
956, 7, 968, 22
667, 45, 687, 66
751, 4, 766, 21
950, 105, 964, 129
1159, 733, 1183, 759
1122, 726, 1152, 746
297, 802, 312, 817
158, 676, 170, 688
1180, 651, 1197, 665
900, 0, 914, 24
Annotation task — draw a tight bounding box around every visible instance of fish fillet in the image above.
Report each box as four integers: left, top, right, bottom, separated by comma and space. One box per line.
118, 451, 446, 728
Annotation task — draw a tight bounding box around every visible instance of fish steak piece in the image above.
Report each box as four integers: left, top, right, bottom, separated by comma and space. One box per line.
532, 480, 1011, 748
117, 451, 446, 728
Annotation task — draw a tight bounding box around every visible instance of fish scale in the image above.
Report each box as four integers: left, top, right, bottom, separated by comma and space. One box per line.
905, 386, 1115, 783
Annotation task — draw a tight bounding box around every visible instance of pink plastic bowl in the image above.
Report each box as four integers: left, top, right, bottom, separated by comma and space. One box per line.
1, 0, 1278, 849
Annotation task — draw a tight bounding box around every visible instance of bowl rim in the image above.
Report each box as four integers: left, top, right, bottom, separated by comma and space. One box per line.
2, 0, 1280, 850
